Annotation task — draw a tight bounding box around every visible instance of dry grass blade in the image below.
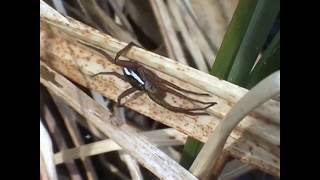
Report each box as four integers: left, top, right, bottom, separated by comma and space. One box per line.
52, 0, 67, 15
218, 0, 239, 23
148, 0, 188, 64
178, 0, 217, 67
99, 160, 131, 180
124, 0, 162, 45
42, 104, 83, 180
40, 61, 198, 180
119, 151, 144, 180
190, 71, 280, 179
218, 160, 254, 180
108, 0, 136, 35
189, 0, 228, 49
79, 0, 138, 44
50, 95, 98, 180
54, 128, 186, 164
40, 120, 58, 180
167, 0, 208, 72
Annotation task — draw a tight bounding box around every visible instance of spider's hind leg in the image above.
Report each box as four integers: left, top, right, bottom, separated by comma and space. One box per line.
141, 67, 211, 96
147, 92, 212, 116
117, 87, 138, 106
159, 85, 217, 106
161, 79, 211, 96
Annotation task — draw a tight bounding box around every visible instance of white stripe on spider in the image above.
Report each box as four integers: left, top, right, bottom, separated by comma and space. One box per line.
123, 67, 145, 85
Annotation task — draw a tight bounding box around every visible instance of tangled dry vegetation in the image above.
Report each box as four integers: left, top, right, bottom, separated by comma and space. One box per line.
40, 0, 279, 179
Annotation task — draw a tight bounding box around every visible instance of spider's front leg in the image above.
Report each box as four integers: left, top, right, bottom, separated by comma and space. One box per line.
79, 41, 139, 69
113, 42, 142, 68
91, 71, 127, 81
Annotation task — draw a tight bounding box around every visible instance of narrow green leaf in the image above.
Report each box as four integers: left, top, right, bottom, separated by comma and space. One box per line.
210, 0, 258, 79
246, 32, 280, 89
180, 137, 204, 169
180, 0, 259, 170
227, 0, 280, 87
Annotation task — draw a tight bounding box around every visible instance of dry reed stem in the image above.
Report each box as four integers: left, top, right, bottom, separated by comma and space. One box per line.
83, 0, 138, 44
167, 0, 208, 72
148, 0, 188, 64
50, 95, 98, 180
42, 104, 82, 180
211, 151, 230, 179
99, 159, 131, 180
119, 152, 144, 180
190, 71, 280, 179
218, 160, 253, 180
40, 120, 58, 180
107, 0, 136, 36
54, 128, 186, 164
178, 0, 217, 66
189, 0, 227, 49
40, 61, 198, 180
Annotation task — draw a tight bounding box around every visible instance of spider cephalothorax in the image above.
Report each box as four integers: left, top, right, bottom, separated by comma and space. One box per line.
81, 42, 217, 116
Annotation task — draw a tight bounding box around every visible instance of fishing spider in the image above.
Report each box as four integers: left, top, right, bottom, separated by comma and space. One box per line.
81, 42, 217, 116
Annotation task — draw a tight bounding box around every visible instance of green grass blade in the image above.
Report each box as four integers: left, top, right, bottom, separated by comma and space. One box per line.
227, 0, 279, 87
180, 0, 258, 170
246, 32, 280, 89
210, 0, 258, 79
180, 137, 204, 169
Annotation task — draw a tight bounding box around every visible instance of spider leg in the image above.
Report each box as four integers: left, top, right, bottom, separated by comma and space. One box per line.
161, 78, 211, 96
117, 87, 138, 106
114, 42, 142, 68
159, 85, 217, 106
79, 42, 115, 63
139, 67, 211, 96
91, 72, 127, 82
147, 91, 212, 116
114, 42, 141, 63
79, 42, 139, 68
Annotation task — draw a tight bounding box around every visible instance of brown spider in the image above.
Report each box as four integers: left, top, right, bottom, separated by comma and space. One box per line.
80, 42, 217, 116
